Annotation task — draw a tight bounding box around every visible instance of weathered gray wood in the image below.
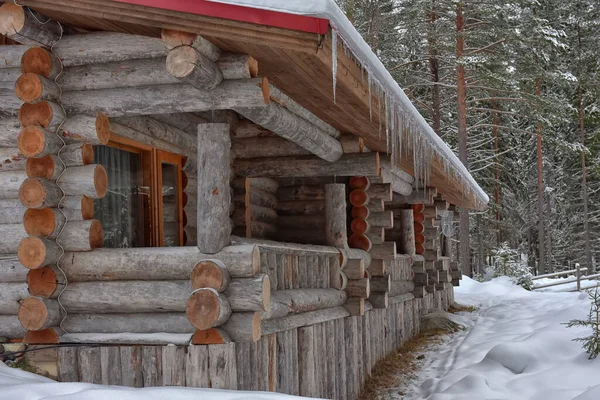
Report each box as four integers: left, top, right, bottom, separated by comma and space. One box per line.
261, 306, 349, 335
262, 288, 347, 320
0, 3, 61, 47
141, 346, 162, 387
0, 117, 21, 147
161, 345, 186, 386
0, 148, 26, 171
224, 275, 270, 312
77, 347, 102, 384
62, 313, 194, 334
0, 258, 27, 283
217, 53, 258, 80
197, 123, 231, 253
362, 311, 372, 376
297, 325, 317, 397
0, 170, 27, 199
388, 293, 415, 305
167, 45, 223, 91
0, 315, 26, 338
59, 245, 259, 281
185, 345, 210, 387
231, 177, 279, 194
0, 282, 28, 314
161, 29, 221, 60
57, 347, 78, 382
234, 152, 380, 178
100, 347, 122, 386
276, 184, 324, 202
344, 317, 359, 399
325, 183, 348, 249
0, 66, 19, 81
275, 200, 324, 216
0, 44, 32, 68
62, 79, 267, 117
334, 318, 347, 399
113, 116, 195, 155
381, 167, 413, 196
371, 242, 397, 261
55, 220, 103, 252
235, 102, 342, 162
325, 320, 336, 399
276, 330, 290, 394
389, 280, 416, 296
0, 224, 27, 254
209, 343, 237, 389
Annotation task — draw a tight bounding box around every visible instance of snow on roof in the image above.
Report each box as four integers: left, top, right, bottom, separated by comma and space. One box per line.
209, 0, 489, 206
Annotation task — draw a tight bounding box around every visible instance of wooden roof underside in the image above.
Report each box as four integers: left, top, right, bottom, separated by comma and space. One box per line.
9, 0, 481, 210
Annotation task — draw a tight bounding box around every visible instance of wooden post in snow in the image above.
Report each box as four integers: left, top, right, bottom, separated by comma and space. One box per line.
196, 123, 231, 253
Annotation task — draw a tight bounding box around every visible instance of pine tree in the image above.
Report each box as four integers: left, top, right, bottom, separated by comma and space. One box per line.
565, 288, 600, 359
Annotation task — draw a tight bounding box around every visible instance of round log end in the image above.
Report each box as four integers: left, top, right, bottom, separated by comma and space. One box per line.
94, 164, 108, 198
349, 189, 368, 207
186, 288, 226, 330
21, 47, 53, 77
415, 233, 425, 245
18, 296, 51, 331
413, 212, 425, 223
191, 260, 229, 291
27, 266, 59, 297
26, 155, 55, 179
81, 196, 94, 220
261, 77, 270, 104
351, 206, 369, 219
375, 152, 381, 176
250, 245, 261, 276
349, 176, 369, 190
412, 204, 425, 212
81, 144, 94, 165
166, 46, 198, 78
19, 177, 47, 209
23, 328, 60, 344
95, 112, 111, 145
415, 244, 425, 255
248, 56, 259, 78
348, 233, 372, 252
191, 328, 230, 345
182, 171, 189, 190
18, 236, 48, 270
23, 208, 56, 237
18, 126, 47, 158
19, 101, 54, 128
249, 312, 261, 342
0, 3, 25, 35
414, 222, 424, 234
161, 28, 196, 49
350, 217, 369, 234
89, 219, 104, 249
15, 72, 43, 103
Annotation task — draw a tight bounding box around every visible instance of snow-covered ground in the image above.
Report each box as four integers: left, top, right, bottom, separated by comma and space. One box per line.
0, 363, 313, 400
403, 276, 600, 400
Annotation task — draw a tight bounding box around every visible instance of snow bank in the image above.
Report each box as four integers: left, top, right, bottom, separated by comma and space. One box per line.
0, 363, 317, 400
408, 276, 600, 399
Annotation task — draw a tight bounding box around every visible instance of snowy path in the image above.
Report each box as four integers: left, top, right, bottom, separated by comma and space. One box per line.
406, 277, 600, 400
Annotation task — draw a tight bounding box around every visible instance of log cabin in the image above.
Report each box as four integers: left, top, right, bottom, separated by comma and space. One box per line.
0, 0, 487, 397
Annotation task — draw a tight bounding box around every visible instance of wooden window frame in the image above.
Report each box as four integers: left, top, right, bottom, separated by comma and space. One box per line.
102, 133, 185, 247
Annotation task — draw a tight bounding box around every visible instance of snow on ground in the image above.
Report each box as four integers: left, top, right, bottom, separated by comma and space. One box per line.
401, 276, 600, 400
0, 363, 315, 400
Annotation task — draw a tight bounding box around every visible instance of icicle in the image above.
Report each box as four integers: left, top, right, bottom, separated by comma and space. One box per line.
378, 86, 383, 139
368, 72, 373, 121
332, 30, 338, 104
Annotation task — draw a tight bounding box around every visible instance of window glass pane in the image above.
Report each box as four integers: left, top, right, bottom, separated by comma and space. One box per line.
161, 161, 180, 247
93, 146, 147, 248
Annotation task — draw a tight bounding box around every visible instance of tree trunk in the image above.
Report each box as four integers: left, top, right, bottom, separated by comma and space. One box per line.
196, 123, 231, 253
59, 245, 260, 281
536, 79, 545, 274
427, 0, 441, 133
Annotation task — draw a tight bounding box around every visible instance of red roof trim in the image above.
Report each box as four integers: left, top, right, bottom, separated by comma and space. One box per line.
115, 0, 330, 34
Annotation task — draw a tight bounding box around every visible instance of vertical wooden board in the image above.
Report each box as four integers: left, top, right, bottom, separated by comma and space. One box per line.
285, 254, 293, 289
162, 345, 186, 387
78, 347, 102, 384
120, 346, 143, 388
345, 317, 359, 400
314, 322, 325, 398
208, 343, 237, 390
57, 347, 78, 382
276, 331, 289, 394
326, 320, 337, 399
257, 335, 269, 391
297, 255, 307, 288
298, 325, 317, 398
185, 345, 210, 388
335, 318, 347, 400
322, 256, 331, 289
236, 342, 252, 390
276, 253, 285, 291
328, 255, 339, 290
291, 255, 299, 289
142, 346, 162, 387
248, 339, 260, 391
289, 328, 300, 395
355, 316, 364, 391
314, 255, 323, 289
368, 311, 376, 369
267, 333, 277, 392
362, 312, 372, 377
101, 347, 122, 386
267, 252, 278, 290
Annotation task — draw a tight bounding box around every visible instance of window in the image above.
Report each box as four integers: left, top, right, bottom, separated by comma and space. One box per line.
93, 137, 184, 248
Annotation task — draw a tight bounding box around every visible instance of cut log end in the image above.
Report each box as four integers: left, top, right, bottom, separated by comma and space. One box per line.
415, 244, 425, 255
167, 46, 200, 78
18, 296, 51, 331
412, 204, 425, 212
349, 189, 369, 207
18, 236, 49, 269
191, 328, 230, 345
19, 177, 47, 208
81, 196, 94, 220
23, 328, 60, 344
95, 113, 111, 145
191, 259, 230, 291
260, 77, 270, 104
21, 47, 54, 77
0, 3, 26, 35
161, 28, 197, 49
93, 164, 108, 198
350, 218, 369, 234
349, 176, 370, 190
18, 126, 48, 158
351, 206, 369, 219
15, 72, 44, 103
23, 207, 56, 237
348, 233, 372, 252
27, 265, 60, 297
186, 288, 230, 330
19, 101, 58, 128
88, 219, 104, 250
26, 155, 56, 179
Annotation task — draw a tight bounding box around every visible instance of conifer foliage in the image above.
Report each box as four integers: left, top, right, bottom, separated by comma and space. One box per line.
565, 288, 600, 359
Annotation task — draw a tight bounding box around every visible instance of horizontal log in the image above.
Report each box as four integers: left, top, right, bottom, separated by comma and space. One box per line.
365, 227, 385, 245
369, 292, 389, 308
0, 3, 61, 47
349, 176, 370, 191
61, 313, 194, 334
369, 211, 394, 228
277, 185, 324, 202
187, 288, 232, 330
349, 189, 369, 207
275, 200, 324, 216
0, 223, 28, 254
61, 79, 268, 117
276, 215, 325, 231
367, 184, 392, 202
381, 168, 413, 196
261, 306, 349, 335
413, 286, 427, 298
192, 312, 261, 343
0, 198, 26, 224
233, 190, 277, 209
166, 45, 223, 91
388, 188, 436, 207
345, 278, 370, 298
232, 206, 278, 226
370, 276, 391, 292
262, 288, 347, 320
348, 233, 372, 252
161, 29, 220, 60
350, 217, 370, 235
231, 177, 279, 194
352, 205, 369, 219
17, 126, 62, 158
230, 236, 341, 258
54, 220, 103, 252
0, 315, 26, 339
18, 296, 61, 331
191, 260, 230, 292
0, 170, 28, 199
343, 297, 365, 316
59, 245, 260, 281
0, 282, 28, 314
0, 148, 26, 171
224, 275, 270, 312
344, 258, 366, 280
233, 153, 380, 178
380, 156, 415, 184
388, 293, 415, 305
0, 44, 32, 69
0, 258, 27, 283
235, 102, 343, 162
234, 221, 276, 239
368, 259, 387, 277
389, 280, 415, 296
217, 53, 259, 80
20, 46, 61, 78
276, 228, 327, 246
371, 242, 397, 261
